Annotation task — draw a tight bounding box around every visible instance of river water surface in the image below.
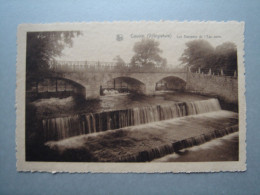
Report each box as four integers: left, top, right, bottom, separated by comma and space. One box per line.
30, 91, 210, 118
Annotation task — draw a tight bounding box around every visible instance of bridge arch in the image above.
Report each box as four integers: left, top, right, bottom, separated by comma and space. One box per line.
155, 76, 187, 91
54, 77, 86, 97
100, 76, 146, 94
26, 76, 86, 99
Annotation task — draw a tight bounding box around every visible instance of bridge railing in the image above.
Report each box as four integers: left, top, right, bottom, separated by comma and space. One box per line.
189, 67, 238, 78
49, 61, 187, 73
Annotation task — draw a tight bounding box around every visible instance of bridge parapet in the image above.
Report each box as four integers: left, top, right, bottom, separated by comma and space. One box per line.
190, 67, 238, 78
49, 61, 186, 73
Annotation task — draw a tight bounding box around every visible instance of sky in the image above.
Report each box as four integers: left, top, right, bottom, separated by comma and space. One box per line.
55, 22, 242, 68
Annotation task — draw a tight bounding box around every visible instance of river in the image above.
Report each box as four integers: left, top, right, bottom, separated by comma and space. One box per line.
29, 91, 210, 118
26, 91, 239, 162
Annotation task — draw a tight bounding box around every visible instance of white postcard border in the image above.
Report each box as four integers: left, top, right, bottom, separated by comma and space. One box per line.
16, 21, 246, 173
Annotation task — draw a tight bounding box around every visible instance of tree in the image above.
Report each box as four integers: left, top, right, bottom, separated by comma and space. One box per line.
215, 42, 237, 75
179, 39, 215, 72
26, 31, 82, 76
113, 55, 126, 68
130, 39, 167, 70
179, 40, 237, 75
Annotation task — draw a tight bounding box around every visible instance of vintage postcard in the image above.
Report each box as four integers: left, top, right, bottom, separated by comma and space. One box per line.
16, 21, 246, 173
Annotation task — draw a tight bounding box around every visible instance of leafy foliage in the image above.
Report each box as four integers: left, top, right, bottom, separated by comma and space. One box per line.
26, 31, 81, 76
130, 39, 167, 69
113, 55, 126, 68
179, 40, 237, 75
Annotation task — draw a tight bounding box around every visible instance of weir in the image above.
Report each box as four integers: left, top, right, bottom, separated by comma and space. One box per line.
119, 125, 238, 162
44, 110, 238, 162
42, 98, 221, 141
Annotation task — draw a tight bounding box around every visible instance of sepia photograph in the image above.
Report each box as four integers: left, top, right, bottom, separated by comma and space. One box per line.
16, 21, 246, 172
2, 0, 259, 194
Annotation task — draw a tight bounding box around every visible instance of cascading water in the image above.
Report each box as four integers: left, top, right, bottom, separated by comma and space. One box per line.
118, 125, 238, 162
42, 98, 221, 141
185, 98, 221, 115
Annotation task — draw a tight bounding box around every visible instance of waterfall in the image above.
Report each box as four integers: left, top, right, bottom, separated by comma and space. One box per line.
42, 98, 222, 141
185, 98, 221, 115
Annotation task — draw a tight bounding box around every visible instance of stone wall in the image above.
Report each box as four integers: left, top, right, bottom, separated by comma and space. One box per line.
186, 72, 238, 103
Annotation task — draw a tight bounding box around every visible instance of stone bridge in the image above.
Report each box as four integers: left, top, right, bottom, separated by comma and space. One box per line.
47, 61, 188, 99
50, 70, 188, 99
31, 61, 238, 103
